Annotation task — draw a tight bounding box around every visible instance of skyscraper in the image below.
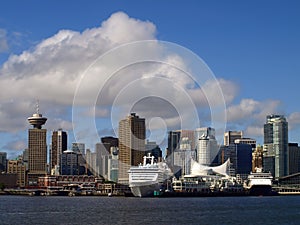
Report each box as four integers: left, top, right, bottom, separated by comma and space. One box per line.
27, 105, 47, 185
288, 143, 300, 175
197, 127, 218, 166
263, 115, 288, 178
118, 113, 145, 184
0, 152, 7, 172
224, 131, 243, 146
72, 143, 85, 155
51, 129, 67, 175
167, 131, 181, 166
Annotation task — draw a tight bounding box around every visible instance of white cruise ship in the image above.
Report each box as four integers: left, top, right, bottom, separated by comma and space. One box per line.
128, 154, 172, 197
244, 168, 274, 196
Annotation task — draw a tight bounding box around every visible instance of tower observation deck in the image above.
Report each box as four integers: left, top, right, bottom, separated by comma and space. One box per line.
27, 101, 47, 129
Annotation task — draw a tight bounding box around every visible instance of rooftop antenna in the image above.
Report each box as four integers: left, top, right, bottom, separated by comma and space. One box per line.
36, 99, 40, 114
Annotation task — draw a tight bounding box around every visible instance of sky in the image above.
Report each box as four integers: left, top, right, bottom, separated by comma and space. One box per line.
0, 0, 300, 159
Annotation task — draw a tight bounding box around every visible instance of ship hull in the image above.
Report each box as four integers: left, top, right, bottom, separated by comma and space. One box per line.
248, 185, 274, 196
130, 182, 160, 197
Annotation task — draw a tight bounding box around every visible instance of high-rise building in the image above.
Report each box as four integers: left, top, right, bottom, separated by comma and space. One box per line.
234, 138, 256, 149
118, 113, 145, 184
252, 145, 263, 172
173, 137, 196, 176
61, 150, 78, 175
51, 129, 67, 175
167, 131, 181, 166
107, 146, 119, 182
176, 130, 196, 151
196, 127, 218, 166
96, 137, 119, 179
145, 140, 162, 162
101, 136, 119, 152
0, 152, 7, 172
95, 142, 109, 178
72, 143, 85, 155
27, 105, 48, 185
263, 115, 288, 178
220, 143, 252, 179
224, 131, 243, 146
288, 143, 300, 175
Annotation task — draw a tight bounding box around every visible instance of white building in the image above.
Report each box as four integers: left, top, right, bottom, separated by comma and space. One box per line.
197, 127, 218, 166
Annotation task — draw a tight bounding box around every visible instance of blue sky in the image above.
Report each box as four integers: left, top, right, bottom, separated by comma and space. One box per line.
0, 0, 300, 158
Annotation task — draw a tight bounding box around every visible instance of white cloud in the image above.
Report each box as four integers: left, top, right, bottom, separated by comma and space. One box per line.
3, 139, 26, 151
1, 11, 298, 152
0, 12, 157, 133
227, 98, 281, 124
244, 126, 263, 137
288, 112, 300, 130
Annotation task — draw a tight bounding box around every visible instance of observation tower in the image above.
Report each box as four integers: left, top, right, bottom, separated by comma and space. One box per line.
28, 102, 47, 129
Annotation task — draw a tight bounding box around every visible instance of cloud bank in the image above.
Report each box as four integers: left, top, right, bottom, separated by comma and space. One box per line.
0, 11, 299, 154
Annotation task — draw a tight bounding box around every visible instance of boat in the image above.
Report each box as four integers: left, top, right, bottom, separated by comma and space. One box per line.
128, 154, 172, 197
244, 168, 275, 196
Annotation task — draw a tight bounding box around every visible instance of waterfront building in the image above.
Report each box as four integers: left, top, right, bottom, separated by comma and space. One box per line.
118, 113, 145, 184
0, 152, 7, 172
288, 143, 300, 175
51, 129, 67, 175
61, 150, 79, 175
196, 127, 218, 166
0, 173, 17, 188
72, 143, 85, 155
7, 159, 26, 187
263, 114, 288, 178
220, 143, 252, 179
27, 105, 48, 185
224, 131, 242, 146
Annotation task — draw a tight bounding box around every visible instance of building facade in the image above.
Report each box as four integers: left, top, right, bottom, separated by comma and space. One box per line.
0, 152, 7, 173
72, 143, 85, 155
221, 143, 252, 179
224, 131, 243, 146
263, 115, 288, 178
288, 143, 300, 175
196, 127, 218, 166
118, 113, 145, 184
7, 159, 26, 187
252, 145, 263, 172
51, 129, 67, 175
27, 108, 48, 186
167, 131, 181, 166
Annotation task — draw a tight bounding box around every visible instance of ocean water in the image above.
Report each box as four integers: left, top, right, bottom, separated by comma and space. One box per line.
0, 195, 300, 225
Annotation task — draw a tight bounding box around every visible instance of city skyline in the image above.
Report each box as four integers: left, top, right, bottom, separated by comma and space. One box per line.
1, 1, 300, 158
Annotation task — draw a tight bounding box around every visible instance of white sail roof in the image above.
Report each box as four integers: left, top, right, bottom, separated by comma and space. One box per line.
190, 159, 230, 177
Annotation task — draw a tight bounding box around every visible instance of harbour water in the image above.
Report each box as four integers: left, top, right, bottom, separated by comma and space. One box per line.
1, 195, 300, 225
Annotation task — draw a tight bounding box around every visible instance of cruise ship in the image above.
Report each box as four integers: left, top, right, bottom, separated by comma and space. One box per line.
244, 168, 275, 196
128, 154, 172, 197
